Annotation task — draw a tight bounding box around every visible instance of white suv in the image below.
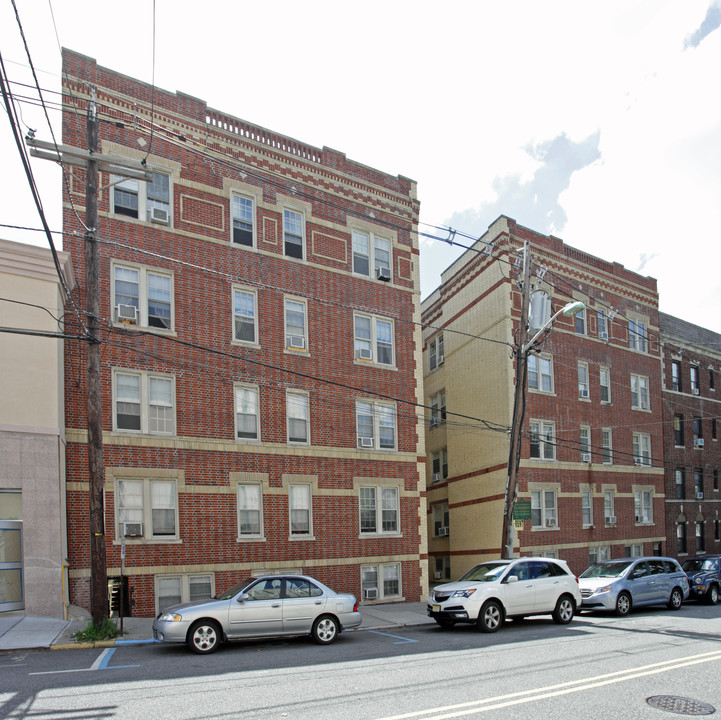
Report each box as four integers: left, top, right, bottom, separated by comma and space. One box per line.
428, 557, 582, 632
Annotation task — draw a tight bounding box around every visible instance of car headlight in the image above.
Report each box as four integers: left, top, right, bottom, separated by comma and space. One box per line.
451, 589, 477, 599
159, 612, 183, 622
596, 585, 614, 593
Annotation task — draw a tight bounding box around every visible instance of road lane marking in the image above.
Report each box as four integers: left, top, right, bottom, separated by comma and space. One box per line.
374, 649, 721, 720
30, 648, 139, 675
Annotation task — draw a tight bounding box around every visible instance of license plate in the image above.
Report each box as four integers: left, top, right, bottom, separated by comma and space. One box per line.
432, 604, 441, 612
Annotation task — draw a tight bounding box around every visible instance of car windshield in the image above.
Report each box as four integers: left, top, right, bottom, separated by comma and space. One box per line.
683, 559, 716, 573
458, 562, 509, 582
215, 579, 253, 600
581, 561, 632, 578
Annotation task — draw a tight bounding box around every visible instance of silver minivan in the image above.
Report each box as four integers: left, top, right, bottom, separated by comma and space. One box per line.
579, 557, 689, 616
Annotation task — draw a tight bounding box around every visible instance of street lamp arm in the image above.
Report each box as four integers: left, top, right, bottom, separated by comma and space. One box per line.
523, 301, 585, 353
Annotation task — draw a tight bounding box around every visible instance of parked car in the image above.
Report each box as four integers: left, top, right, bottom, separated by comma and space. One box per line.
681, 555, 721, 605
152, 574, 362, 654
427, 557, 582, 633
578, 557, 689, 616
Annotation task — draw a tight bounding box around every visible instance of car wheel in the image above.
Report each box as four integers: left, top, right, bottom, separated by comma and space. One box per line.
477, 600, 503, 633
188, 620, 221, 654
668, 587, 683, 610
707, 585, 719, 605
435, 619, 456, 630
615, 592, 632, 617
311, 615, 339, 644
552, 595, 575, 624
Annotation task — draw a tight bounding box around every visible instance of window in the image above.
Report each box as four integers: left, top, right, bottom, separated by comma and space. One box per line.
632, 433, 651, 466
112, 170, 171, 225
634, 490, 653, 523
433, 556, 452, 581
575, 308, 586, 335
714, 419, 718, 441
430, 391, 446, 428
580, 426, 591, 462
696, 522, 706, 553
433, 503, 449, 537
629, 318, 647, 353
531, 489, 557, 528
232, 288, 258, 344
286, 391, 309, 444
283, 208, 304, 259
113, 370, 175, 434
601, 428, 613, 464
231, 194, 254, 246
694, 468, 704, 497
116, 478, 177, 540
604, 490, 616, 523
625, 544, 644, 558
528, 354, 554, 393
237, 483, 263, 537
234, 384, 259, 440
431, 448, 448, 483
672, 360, 682, 392
714, 468, 719, 491
429, 334, 445, 372
675, 468, 686, 500
677, 522, 687, 554
356, 400, 396, 450
529, 421, 555, 460
359, 486, 399, 534
674, 414, 685, 446
581, 489, 593, 526
112, 263, 172, 329
289, 484, 312, 536
352, 230, 392, 280
589, 545, 610, 565
690, 366, 700, 394
354, 313, 394, 365
693, 417, 703, 447
284, 297, 308, 351
578, 362, 589, 399
600, 367, 611, 403
715, 519, 720, 542
361, 563, 400, 600
710, 368, 716, 391
156, 574, 212, 614
597, 309, 609, 340
630, 374, 650, 410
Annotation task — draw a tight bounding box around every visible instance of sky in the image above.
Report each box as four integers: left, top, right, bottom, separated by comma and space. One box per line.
2, 0, 720, 332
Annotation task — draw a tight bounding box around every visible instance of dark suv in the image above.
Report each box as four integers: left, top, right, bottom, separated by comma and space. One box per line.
681, 556, 721, 605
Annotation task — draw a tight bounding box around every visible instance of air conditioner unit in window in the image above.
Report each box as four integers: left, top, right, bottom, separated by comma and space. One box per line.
358, 436, 374, 448
363, 588, 378, 600
580, 389, 589, 398
545, 518, 556, 528
122, 522, 143, 537
606, 516, 617, 524
599, 331, 609, 340
432, 472, 441, 483
581, 453, 592, 463
287, 335, 306, 350
116, 304, 138, 323
695, 438, 705, 448
375, 266, 391, 282
692, 388, 700, 395
634, 458, 644, 466
437, 355, 445, 366
438, 526, 449, 537
696, 492, 704, 500
149, 206, 169, 225
433, 571, 444, 580
355, 348, 373, 360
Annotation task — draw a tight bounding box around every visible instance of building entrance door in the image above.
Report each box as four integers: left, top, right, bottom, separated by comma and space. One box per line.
0, 521, 24, 612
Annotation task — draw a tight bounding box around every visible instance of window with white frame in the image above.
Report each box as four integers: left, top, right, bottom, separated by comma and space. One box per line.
531, 488, 558, 528
581, 488, 593, 526
354, 313, 394, 365
234, 384, 259, 440
674, 414, 685, 446
286, 391, 309, 444
675, 468, 686, 499
113, 370, 175, 434
283, 208, 304, 259
625, 544, 643, 557
578, 362, 589, 399
431, 448, 448, 483
352, 230, 392, 280
529, 421, 555, 460
112, 170, 171, 225
580, 426, 591, 462
156, 573, 213, 614
634, 489, 653, 523
672, 360, 682, 392
575, 308, 586, 335
604, 490, 616, 523
284, 297, 308, 350
528, 354, 553, 393
433, 503, 449, 537
601, 428, 613, 464
232, 288, 258, 344
429, 333, 445, 372
597, 309, 609, 340
631, 374, 650, 410
237, 483, 263, 537
677, 522, 688, 553
632, 432, 652, 466
430, 391, 446, 427
112, 263, 172, 329
356, 400, 397, 449
600, 367, 611, 403
231, 193, 254, 247
116, 478, 177, 540
433, 555, 452, 581
289, 484, 312, 536
690, 365, 700, 394
589, 545, 610, 565
361, 563, 400, 601
629, 317, 648, 352
359, 485, 399, 534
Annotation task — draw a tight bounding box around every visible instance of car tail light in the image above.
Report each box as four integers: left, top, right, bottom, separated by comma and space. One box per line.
353, 601, 359, 612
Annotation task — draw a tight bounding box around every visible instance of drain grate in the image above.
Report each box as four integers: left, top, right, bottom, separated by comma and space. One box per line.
646, 696, 715, 715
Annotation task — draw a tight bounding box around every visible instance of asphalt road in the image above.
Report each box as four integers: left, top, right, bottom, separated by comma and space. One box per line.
1, 602, 720, 720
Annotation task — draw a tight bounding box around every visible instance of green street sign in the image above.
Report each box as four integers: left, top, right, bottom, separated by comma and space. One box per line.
513, 500, 532, 520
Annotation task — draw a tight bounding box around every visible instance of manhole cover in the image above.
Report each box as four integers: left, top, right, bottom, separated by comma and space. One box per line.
646, 696, 715, 715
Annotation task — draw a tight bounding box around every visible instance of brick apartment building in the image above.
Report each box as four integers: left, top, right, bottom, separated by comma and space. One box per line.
422, 216, 665, 580
60, 49, 426, 617
660, 312, 721, 558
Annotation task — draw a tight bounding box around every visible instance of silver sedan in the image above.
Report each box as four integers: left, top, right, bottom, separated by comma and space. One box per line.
152, 574, 362, 654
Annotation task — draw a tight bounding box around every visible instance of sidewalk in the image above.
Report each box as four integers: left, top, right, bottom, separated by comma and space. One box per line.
0, 602, 434, 651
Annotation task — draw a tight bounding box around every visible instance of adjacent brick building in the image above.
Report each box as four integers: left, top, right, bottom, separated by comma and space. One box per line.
61, 49, 426, 617
422, 216, 665, 580
660, 312, 721, 558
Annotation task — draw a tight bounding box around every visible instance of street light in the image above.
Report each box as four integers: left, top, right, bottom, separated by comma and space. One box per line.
500, 299, 586, 559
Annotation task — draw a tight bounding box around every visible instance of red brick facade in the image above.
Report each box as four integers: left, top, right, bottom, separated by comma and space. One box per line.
61, 50, 425, 617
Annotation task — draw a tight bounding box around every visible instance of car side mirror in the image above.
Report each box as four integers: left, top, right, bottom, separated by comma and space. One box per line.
506, 575, 518, 584
237, 593, 249, 603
